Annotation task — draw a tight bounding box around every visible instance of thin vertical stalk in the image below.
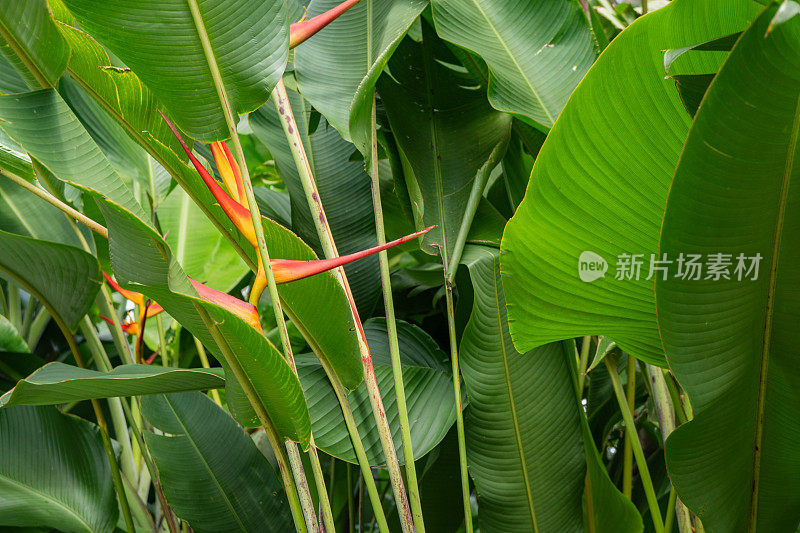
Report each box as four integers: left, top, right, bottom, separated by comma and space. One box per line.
272, 79, 411, 532
6, 281, 20, 331
577, 336, 592, 394
185, 3, 328, 530
97, 286, 135, 365
367, 95, 424, 532
193, 336, 223, 406
25, 306, 50, 349
605, 357, 664, 533
665, 486, 677, 533
286, 444, 321, 533
445, 286, 472, 533
347, 463, 355, 533
622, 355, 636, 499
21, 296, 36, 339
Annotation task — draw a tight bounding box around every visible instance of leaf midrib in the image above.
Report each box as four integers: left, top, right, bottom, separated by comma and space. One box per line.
465, 0, 555, 125
747, 92, 800, 530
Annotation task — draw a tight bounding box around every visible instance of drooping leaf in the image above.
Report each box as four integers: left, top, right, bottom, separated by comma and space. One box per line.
501, 0, 761, 365
297, 318, 455, 465
0, 129, 34, 181
143, 392, 292, 532
293, 0, 428, 154
378, 21, 511, 262
98, 197, 311, 445
459, 246, 585, 532
657, 8, 800, 531
0, 230, 100, 331
158, 185, 248, 293
62, 0, 289, 142
430, 0, 597, 130
0, 0, 70, 89
251, 91, 382, 314
0, 405, 117, 532
0, 363, 225, 408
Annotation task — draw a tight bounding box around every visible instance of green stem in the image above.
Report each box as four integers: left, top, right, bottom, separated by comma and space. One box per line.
642, 0, 648, 15
665, 486, 677, 533
193, 336, 223, 406
622, 355, 636, 499
185, 3, 325, 530
577, 336, 592, 395
7, 281, 20, 332
155, 314, 170, 366
286, 443, 321, 533
605, 357, 664, 533
97, 286, 135, 365
367, 95, 424, 532
664, 370, 690, 424
25, 305, 50, 349
21, 296, 36, 339
272, 79, 411, 532
0, 279, 6, 317
445, 285, 472, 533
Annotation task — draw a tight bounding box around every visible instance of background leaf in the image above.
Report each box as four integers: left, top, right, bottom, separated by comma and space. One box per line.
431, 0, 597, 130
0, 405, 117, 532
143, 392, 292, 532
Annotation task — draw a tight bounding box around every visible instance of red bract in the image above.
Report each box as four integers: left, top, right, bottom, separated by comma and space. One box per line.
289, 0, 362, 48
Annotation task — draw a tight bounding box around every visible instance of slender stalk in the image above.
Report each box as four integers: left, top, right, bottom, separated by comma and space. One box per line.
25, 306, 50, 349
366, 95, 424, 532
185, 4, 325, 530
286, 443, 321, 533
664, 370, 690, 424
605, 357, 664, 533
642, 0, 648, 15
6, 281, 20, 331
97, 286, 135, 365
0, 280, 6, 317
0, 169, 109, 237
622, 355, 636, 499
665, 486, 677, 533
347, 463, 355, 533
445, 286, 472, 533
21, 296, 36, 339
193, 336, 223, 406
577, 336, 592, 395
272, 79, 412, 531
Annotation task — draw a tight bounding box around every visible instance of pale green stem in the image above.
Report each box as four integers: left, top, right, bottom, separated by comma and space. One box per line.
272, 79, 411, 532
193, 336, 223, 406
622, 355, 636, 499
6, 280, 20, 331
367, 95, 424, 532
25, 305, 50, 349
665, 486, 677, 533
155, 314, 170, 367
445, 286, 472, 533
97, 286, 135, 365
286, 443, 321, 533
605, 357, 664, 533
642, 0, 648, 15
0, 279, 6, 316
185, 3, 323, 530
347, 463, 355, 533
21, 295, 36, 339
577, 336, 592, 395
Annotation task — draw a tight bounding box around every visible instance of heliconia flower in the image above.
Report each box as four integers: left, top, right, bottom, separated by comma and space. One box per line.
209, 141, 246, 204
102, 271, 164, 319
289, 0, 362, 48
189, 278, 263, 333
270, 226, 435, 284
100, 315, 142, 336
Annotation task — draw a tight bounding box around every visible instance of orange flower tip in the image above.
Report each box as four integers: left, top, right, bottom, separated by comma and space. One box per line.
144, 350, 159, 365
189, 278, 263, 333
102, 271, 145, 306
210, 141, 246, 203
289, 0, 362, 48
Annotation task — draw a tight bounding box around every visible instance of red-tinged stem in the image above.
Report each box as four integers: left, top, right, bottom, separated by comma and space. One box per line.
273, 226, 433, 283
273, 79, 412, 533
289, 0, 362, 48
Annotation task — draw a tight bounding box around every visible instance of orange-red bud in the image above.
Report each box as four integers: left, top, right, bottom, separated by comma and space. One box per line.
289, 0, 362, 48
189, 278, 263, 333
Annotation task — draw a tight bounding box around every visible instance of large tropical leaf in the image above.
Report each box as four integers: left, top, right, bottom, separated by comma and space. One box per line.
0, 363, 225, 408
62, 0, 288, 142
0, 230, 100, 331
501, 0, 761, 366
297, 318, 455, 465
0, 129, 34, 181
0, 89, 145, 219
142, 392, 292, 532
0, 0, 69, 89
293, 0, 427, 154
251, 92, 382, 314
459, 246, 584, 532
0, 405, 117, 532
378, 21, 511, 262
0, 315, 28, 353
430, 0, 596, 130
158, 185, 248, 292
657, 8, 800, 531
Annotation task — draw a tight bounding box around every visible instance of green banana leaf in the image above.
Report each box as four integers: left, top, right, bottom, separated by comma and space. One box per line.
657, 7, 800, 531
143, 392, 292, 532
62, 0, 289, 142
0, 405, 117, 532
501, 0, 762, 366
293, 0, 427, 155
0, 315, 28, 353
0, 363, 225, 407
430, 0, 596, 130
